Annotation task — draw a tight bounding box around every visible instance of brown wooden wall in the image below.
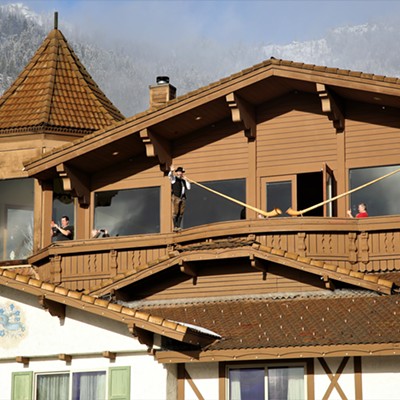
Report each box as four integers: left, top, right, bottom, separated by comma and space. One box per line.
257, 93, 337, 175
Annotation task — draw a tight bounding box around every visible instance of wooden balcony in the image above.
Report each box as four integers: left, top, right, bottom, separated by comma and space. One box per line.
29, 216, 400, 291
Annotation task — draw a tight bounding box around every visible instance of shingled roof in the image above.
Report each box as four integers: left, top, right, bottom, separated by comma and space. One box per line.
0, 27, 124, 135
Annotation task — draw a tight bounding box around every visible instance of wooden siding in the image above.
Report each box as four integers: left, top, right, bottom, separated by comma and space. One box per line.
257, 93, 337, 174
346, 102, 400, 167
128, 262, 324, 301
173, 124, 248, 179
32, 217, 400, 291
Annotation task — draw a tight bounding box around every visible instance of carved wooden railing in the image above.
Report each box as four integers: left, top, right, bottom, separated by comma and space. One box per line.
29, 216, 400, 291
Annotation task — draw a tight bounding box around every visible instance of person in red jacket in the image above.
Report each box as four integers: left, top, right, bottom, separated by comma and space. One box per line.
347, 203, 369, 218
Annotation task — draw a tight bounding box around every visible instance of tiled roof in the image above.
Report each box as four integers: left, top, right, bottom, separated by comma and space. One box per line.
0, 28, 124, 134
0, 268, 218, 346
142, 294, 400, 351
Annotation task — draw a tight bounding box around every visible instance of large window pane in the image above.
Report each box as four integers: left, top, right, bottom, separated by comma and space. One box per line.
267, 181, 291, 217
349, 165, 400, 216
0, 178, 34, 261
185, 179, 246, 228
37, 373, 69, 400
268, 366, 304, 400
72, 371, 106, 400
94, 187, 160, 236
229, 368, 264, 400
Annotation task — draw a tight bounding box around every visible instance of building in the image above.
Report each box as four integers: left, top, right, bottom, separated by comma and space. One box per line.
1, 20, 400, 400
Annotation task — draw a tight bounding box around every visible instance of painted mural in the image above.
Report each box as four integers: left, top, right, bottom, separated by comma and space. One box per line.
0, 303, 25, 342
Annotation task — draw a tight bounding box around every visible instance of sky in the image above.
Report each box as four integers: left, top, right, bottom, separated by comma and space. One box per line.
6, 0, 400, 46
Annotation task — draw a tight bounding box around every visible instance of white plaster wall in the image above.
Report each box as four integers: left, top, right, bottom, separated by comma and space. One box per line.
185, 362, 219, 400
362, 356, 400, 400
0, 287, 145, 357
0, 353, 169, 400
314, 357, 356, 400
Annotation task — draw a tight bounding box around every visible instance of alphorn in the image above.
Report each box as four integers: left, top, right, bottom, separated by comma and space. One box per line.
287, 166, 400, 216
186, 177, 282, 218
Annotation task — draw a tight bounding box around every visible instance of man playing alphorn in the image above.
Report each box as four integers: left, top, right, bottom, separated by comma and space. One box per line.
168, 165, 191, 231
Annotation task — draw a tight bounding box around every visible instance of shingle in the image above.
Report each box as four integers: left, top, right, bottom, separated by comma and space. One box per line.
0, 28, 124, 134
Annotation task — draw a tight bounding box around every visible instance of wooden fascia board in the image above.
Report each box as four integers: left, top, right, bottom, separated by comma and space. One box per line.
253, 250, 392, 294
155, 342, 400, 363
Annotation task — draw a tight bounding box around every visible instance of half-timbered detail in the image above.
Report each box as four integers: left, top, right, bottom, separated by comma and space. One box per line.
2, 19, 400, 400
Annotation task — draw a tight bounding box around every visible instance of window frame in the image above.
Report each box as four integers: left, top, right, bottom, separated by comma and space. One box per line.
226, 361, 307, 400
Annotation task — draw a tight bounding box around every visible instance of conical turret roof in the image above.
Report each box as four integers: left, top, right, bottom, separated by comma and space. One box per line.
0, 27, 124, 134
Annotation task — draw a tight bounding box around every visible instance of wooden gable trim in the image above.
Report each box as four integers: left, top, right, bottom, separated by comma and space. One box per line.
24, 59, 400, 177
0, 269, 218, 347
155, 342, 400, 363
89, 243, 394, 297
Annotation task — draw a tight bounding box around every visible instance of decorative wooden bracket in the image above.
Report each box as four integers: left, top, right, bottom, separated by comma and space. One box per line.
58, 354, 72, 363
16, 356, 29, 366
179, 260, 197, 284
140, 128, 172, 172
127, 323, 154, 349
56, 163, 90, 206
38, 295, 66, 320
102, 351, 116, 360
250, 254, 268, 280
316, 83, 345, 133
226, 92, 256, 139
322, 275, 335, 291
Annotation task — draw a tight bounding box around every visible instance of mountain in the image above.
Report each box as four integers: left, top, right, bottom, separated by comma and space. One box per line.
1, 4, 400, 117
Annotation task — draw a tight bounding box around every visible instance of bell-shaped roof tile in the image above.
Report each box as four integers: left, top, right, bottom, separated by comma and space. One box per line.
0, 28, 124, 134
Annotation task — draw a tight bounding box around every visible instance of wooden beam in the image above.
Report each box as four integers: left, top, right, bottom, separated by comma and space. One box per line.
140, 128, 171, 172
16, 356, 29, 365
322, 275, 335, 291
226, 92, 256, 139
316, 83, 345, 133
102, 351, 116, 360
250, 254, 267, 280
179, 260, 197, 285
38, 295, 66, 320
58, 353, 72, 363
56, 163, 90, 206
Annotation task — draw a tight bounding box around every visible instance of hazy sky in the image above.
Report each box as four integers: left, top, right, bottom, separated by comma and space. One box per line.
7, 0, 400, 46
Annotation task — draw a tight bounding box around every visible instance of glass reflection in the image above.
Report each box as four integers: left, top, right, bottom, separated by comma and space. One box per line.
0, 179, 34, 261
94, 187, 160, 236
267, 181, 291, 218
184, 179, 246, 228
349, 165, 400, 216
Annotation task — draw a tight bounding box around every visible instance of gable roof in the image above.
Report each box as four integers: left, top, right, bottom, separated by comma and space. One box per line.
0, 28, 124, 135
89, 238, 396, 297
0, 267, 219, 347
24, 57, 400, 177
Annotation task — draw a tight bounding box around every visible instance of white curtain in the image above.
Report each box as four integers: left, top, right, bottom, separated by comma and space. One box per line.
37, 374, 69, 400
268, 366, 304, 400
230, 369, 242, 400
287, 367, 304, 400
72, 371, 106, 400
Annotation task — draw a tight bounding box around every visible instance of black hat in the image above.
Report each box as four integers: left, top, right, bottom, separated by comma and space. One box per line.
175, 167, 185, 172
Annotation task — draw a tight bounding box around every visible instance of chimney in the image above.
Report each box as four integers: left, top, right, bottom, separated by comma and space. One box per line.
149, 76, 176, 110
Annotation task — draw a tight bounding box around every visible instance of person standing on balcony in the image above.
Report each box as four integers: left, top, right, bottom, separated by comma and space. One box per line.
51, 216, 74, 241
347, 203, 369, 218
169, 165, 191, 232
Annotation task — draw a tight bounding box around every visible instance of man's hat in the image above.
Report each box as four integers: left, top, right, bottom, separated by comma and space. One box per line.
175, 167, 185, 172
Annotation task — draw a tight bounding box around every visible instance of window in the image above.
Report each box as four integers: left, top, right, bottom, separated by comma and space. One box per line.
53, 178, 75, 233
185, 179, 246, 227
349, 165, 400, 216
228, 365, 305, 400
0, 178, 34, 261
94, 187, 160, 236
11, 367, 130, 400
266, 181, 292, 218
